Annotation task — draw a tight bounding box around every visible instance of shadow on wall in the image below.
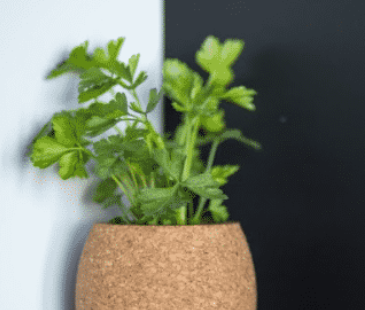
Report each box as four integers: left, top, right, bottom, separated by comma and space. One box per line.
16, 52, 128, 310
19, 50, 102, 206
20, 51, 80, 177
42, 220, 95, 310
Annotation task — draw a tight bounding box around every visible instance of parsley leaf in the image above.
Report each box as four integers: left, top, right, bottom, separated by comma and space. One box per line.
195, 35, 244, 87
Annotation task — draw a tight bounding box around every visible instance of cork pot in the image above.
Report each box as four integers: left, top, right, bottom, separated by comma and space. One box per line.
75, 222, 257, 310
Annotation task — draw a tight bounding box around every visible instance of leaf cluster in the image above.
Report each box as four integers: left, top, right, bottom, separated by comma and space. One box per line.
27, 36, 262, 225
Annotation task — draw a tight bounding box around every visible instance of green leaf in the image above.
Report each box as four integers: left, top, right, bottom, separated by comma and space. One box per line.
30, 133, 89, 180
195, 36, 233, 86
137, 186, 191, 218
195, 36, 244, 87
190, 72, 204, 102
93, 37, 126, 76
78, 68, 117, 103
78, 82, 117, 103
29, 110, 92, 180
46, 62, 87, 80
200, 109, 226, 133
115, 92, 129, 115
152, 148, 182, 182
171, 101, 189, 113
26, 119, 54, 157
30, 136, 69, 168
218, 128, 263, 150
84, 117, 119, 138
92, 135, 140, 180
195, 128, 262, 151
144, 120, 165, 153
189, 186, 228, 200
94, 156, 119, 180
129, 101, 144, 114
136, 186, 178, 217
47, 42, 92, 79
208, 199, 229, 223
57, 150, 88, 180
79, 67, 107, 86
178, 185, 196, 201
131, 71, 148, 89
212, 67, 233, 87
128, 54, 140, 80
87, 93, 128, 119
220, 38, 244, 67
169, 197, 191, 211
158, 205, 180, 225
67, 41, 95, 70
220, 86, 257, 111
93, 47, 108, 65
146, 88, 163, 113
182, 172, 228, 200
46, 41, 96, 79
113, 62, 132, 83
137, 186, 177, 203
195, 36, 221, 72
73, 109, 94, 144
93, 135, 125, 157
72, 157, 89, 179
182, 172, 220, 188
93, 178, 118, 203
107, 37, 124, 63
162, 59, 195, 107
210, 165, 240, 187
190, 149, 206, 176
194, 96, 220, 117
58, 151, 79, 180
210, 85, 227, 98
123, 124, 148, 142
170, 149, 186, 182
52, 114, 77, 147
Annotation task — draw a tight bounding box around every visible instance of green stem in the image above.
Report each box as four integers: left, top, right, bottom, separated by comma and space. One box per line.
176, 205, 187, 225
114, 126, 124, 136
111, 174, 134, 205
139, 173, 148, 188
67, 147, 85, 152
205, 139, 220, 173
191, 138, 220, 224
125, 160, 139, 189
131, 88, 140, 105
117, 80, 131, 90
130, 88, 148, 119
181, 116, 200, 182
175, 115, 200, 225
148, 217, 158, 225
122, 175, 135, 193
128, 162, 148, 188
178, 114, 189, 146
150, 171, 155, 188
114, 123, 150, 190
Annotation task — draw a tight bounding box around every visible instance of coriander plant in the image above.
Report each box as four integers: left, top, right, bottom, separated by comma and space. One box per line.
27, 35, 262, 226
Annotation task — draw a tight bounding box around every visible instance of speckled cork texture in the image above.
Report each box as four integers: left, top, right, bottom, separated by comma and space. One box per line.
75, 222, 257, 309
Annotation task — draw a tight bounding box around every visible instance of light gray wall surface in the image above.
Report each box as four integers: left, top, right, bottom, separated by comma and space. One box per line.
0, 1, 163, 309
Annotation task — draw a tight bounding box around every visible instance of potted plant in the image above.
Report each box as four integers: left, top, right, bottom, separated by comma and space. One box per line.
27, 35, 262, 309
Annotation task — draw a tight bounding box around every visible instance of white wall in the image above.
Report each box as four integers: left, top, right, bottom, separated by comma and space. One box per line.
0, 1, 164, 309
